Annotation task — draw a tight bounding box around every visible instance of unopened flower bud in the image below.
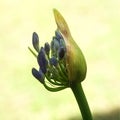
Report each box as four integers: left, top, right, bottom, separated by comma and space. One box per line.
32, 68, 45, 84
32, 32, 39, 52
58, 47, 65, 60
49, 56, 58, 66
37, 47, 48, 74
55, 30, 63, 40
30, 9, 87, 92
44, 42, 50, 56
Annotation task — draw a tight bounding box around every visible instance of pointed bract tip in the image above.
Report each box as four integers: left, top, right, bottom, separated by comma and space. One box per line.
53, 9, 70, 37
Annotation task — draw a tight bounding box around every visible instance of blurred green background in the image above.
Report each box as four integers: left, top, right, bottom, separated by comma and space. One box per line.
0, 0, 120, 120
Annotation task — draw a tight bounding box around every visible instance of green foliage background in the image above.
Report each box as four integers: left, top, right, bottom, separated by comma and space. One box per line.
0, 0, 120, 120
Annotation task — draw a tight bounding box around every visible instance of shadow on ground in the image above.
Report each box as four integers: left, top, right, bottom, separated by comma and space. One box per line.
69, 108, 120, 120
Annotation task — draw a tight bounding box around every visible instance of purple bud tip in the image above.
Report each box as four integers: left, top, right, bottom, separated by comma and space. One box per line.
32, 32, 39, 52
32, 68, 44, 84
58, 47, 65, 60
44, 42, 50, 55
49, 56, 58, 66
55, 30, 63, 40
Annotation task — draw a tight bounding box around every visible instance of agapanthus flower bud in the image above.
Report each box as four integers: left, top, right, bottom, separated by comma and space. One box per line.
51, 37, 60, 57
32, 68, 45, 84
37, 47, 48, 74
32, 32, 39, 52
51, 37, 60, 50
49, 56, 58, 66
55, 30, 63, 40
58, 47, 65, 60
29, 9, 93, 120
44, 42, 50, 56
29, 9, 87, 92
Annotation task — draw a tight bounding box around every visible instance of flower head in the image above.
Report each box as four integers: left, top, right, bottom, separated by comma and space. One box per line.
29, 9, 87, 92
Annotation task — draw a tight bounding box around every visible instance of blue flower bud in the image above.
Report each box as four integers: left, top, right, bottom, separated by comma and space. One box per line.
32, 32, 39, 52
51, 38, 60, 57
32, 68, 45, 84
58, 47, 65, 60
37, 47, 48, 74
55, 30, 63, 40
44, 42, 50, 56
55, 30, 66, 48
52, 37, 60, 50
59, 38, 66, 48
49, 56, 58, 66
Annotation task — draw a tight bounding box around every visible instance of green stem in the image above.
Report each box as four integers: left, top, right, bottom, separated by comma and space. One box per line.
71, 82, 93, 120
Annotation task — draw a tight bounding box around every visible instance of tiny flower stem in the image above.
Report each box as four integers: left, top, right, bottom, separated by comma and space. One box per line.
45, 74, 65, 86
71, 82, 93, 120
28, 47, 37, 58
43, 82, 67, 92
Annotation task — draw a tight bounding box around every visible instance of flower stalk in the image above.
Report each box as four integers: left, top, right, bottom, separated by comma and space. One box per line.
71, 83, 93, 120
29, 8, 93, 120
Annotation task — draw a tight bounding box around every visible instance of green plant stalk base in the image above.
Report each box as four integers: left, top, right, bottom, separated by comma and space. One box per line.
71, 82, 93, 120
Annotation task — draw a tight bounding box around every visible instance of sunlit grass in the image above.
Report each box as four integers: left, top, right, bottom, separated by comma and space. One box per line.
0, 0, 120, 120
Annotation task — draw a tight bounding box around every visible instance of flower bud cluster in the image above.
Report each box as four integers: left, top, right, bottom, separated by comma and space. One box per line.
29, 9, 87, 92
29, 30, 69, 92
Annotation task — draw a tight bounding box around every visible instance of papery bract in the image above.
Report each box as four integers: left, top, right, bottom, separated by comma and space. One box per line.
53, 9, 87, 82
